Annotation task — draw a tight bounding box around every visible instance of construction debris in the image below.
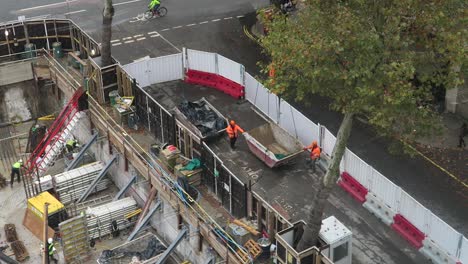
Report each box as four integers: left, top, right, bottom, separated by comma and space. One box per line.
0, 174, 7, 188
4, 224, 18, 242
10, 241, 29, 262
98, 233, 166, 264
86, 197, 138, 240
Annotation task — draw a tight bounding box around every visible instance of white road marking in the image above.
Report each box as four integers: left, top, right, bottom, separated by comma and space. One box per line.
112, 43, 122, 46
124, 40, 135, 43
114, 0, 142, 6
129, 20, 138, 23
150, 34, 160, 38
237, 15, 244, 18
136, 37, 146, 41
186, 23, 196, 27
212, 19, 221, 22
224, 17, 233, 20
123, 37, 133, 40
155, 30, 181, 52
111, 39, 120, 43
18, 0, 77, 12
161, 28, 170, 31
172, 26, 182, 29
133, 34, 144, 38
64, 9, 86, 15
147, 31, 158, 35
199, 21, 209, 24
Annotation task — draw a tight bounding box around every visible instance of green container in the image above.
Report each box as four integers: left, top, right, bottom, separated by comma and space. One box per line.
24, 43, 37, 59
52, 42, 63, 59
109, 90, 119, 106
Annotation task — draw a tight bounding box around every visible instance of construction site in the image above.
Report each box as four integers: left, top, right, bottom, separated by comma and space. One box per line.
0, 17, 466, 264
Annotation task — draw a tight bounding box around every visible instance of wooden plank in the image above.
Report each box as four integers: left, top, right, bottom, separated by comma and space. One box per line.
22, 208, 55, 240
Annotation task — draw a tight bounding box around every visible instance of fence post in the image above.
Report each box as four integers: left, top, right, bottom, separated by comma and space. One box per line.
182, 47, 187, 75
146, 96, 151, 132
456, 234, 463, 259
215, 53, 219, 75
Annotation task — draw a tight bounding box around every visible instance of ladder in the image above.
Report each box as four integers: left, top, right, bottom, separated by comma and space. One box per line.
23, 87, 85, 198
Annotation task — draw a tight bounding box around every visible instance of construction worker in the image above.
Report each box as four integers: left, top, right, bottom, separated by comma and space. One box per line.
10, 159, 23, 187
303, 140, 321, 173
66, 138, 79, 153
47, 237, 58, 264
226, 120, 244, 149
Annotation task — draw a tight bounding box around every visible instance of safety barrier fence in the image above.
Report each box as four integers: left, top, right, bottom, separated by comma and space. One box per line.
122, 48, 467, 264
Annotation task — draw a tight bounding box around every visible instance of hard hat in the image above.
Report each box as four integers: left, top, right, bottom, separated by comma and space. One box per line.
18, 159, 23, 163
230, 120, 236, 125
35, 124, 40, 128
48, 238, 53, 244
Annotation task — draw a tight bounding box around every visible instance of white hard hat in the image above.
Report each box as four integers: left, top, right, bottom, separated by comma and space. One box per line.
48, 238, 53, 244
35, 124, 40, 128
18, 159, 23, 163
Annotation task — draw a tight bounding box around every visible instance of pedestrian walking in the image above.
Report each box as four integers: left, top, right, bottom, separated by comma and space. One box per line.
303, 140, 321, 172
226, 120, 244, 149
10, 159, 23, 187
459, 122, 467, 148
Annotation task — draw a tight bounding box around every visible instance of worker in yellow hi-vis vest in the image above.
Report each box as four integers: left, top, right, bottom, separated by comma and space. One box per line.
10, 159, 24, 187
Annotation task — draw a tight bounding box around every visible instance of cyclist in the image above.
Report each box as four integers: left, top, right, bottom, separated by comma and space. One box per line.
149, 0, 161, 15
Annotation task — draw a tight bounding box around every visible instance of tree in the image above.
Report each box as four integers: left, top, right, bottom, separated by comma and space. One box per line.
101, 0, 114, 66
259, 0, 466, 250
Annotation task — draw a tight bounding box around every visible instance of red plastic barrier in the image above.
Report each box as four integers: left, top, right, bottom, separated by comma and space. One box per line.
338, 172, 368, 203
185, 70, 245, 99
185, 70, 217, 87
391, 214, 425, 248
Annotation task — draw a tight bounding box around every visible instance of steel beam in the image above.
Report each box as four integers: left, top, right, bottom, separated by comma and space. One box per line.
66, 133, 98, 171
77, 155, 117, 203
127, 201, 161, 241
112, 175, 137, 201
155, 228, 188, 264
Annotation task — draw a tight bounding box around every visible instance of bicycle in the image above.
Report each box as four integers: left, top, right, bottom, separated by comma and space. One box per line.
144, 7, 168, 19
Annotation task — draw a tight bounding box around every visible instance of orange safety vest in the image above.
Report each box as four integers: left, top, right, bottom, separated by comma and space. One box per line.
226, 124, 244, 138
305, 142, 321, 160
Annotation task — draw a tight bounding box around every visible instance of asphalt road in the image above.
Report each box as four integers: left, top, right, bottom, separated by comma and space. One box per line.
1, 0, 466, 263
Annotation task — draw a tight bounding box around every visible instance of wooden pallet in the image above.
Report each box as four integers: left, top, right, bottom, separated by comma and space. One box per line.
236, 239, 262, 263
4, 224, 18, 242
11, 240, 29, 262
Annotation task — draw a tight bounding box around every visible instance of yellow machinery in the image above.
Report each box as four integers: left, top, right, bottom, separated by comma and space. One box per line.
28, 191, 67, 228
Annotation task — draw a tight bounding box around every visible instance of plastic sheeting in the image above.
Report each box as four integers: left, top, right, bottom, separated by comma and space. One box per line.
178, 100, 227, 137
98, 237, 166, 263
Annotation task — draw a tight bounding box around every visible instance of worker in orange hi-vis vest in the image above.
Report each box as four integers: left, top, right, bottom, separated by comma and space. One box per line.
226, 120, 244, 149
303, 140, 321, 173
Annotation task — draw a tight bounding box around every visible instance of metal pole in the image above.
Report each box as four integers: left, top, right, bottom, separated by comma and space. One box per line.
155, 228, 187, 264
43, 203, 49, 264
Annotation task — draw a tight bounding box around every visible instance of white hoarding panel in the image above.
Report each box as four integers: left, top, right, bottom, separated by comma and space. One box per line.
187, 49, 216, 73
217, 54, 243, 85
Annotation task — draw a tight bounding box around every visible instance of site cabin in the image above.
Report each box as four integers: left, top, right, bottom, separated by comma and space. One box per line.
243, 122, 303, 168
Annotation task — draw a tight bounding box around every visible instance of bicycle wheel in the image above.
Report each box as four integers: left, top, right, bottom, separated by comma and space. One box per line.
144, 10, 153, 19
158, 7, 168, 17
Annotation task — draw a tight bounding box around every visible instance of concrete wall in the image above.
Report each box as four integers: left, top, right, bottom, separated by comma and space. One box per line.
72, 112, 216, 264
0, 61, 34, 86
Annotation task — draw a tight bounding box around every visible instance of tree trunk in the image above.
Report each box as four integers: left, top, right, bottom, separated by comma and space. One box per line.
101, 0, 114, 66
298, 112, 354, 251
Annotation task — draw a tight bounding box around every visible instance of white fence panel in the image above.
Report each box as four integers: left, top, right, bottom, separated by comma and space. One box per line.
322, 128, 336, 157
147, 54, 183, 84
268, 92, 280, 123
278, 100, 298, 139
426, 213, 461, 257
344, 149, 371, 188
122, 60, 150, 87
369, 169, 401, 210
399, 190, 429, 233
187, 49, 217, 73
460, 237, 468, 264
217, 54, 243, 85
244, 73, 258, 103
287, 104, 319, 146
